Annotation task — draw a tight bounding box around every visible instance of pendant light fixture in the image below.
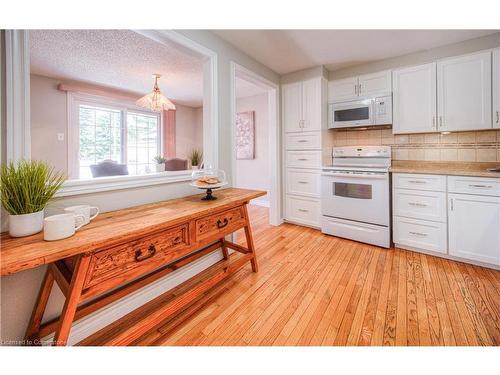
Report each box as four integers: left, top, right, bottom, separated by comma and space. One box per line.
136, 74, 176, 112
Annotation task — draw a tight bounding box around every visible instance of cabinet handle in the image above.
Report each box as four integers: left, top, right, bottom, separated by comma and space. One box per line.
217, 218, 229, 229
298, 208, 309, 212
297, 140, 308, 143
497, 111, 499, 124
409, 202, 428, 207
354, 84, 358, 95
439, 116, 443, 127
409, 231, 428, 237
298, 158, 309, 161
432, 116, 436, 129
409, 180, 427, 184
298, 181, 309, 184
135, 244, 157, 262
468, 184, 492, 188
450, 198, 454, 211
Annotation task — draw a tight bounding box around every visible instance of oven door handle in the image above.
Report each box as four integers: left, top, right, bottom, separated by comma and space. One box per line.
322, 173, 387, 179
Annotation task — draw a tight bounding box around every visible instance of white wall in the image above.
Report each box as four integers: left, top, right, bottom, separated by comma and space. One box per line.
328, 32, 500, 80
235, 93, 270, 205
0, 30, 280, 344
175, 104, 203, 162
30, 74, 68, 174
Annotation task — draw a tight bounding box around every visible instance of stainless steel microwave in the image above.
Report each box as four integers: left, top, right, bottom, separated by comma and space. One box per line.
328, 95, 392, 129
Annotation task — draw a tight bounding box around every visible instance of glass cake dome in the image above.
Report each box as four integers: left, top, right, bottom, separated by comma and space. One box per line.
190, 166, 228, 200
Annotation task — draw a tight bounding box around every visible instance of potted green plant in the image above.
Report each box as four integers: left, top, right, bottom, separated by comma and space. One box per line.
0, 160, 66, 237
188, 149, 202, 170
153, 155, 166, 173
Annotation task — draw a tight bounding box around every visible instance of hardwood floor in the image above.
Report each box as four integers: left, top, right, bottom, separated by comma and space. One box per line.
130, 205, 500, 346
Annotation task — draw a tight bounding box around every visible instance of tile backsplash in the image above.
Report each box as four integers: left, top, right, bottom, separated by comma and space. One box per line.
330, 129, 500, 162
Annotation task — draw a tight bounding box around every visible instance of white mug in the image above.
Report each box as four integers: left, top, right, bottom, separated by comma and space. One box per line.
64, 205, 99, 225
43, 213, 86, 241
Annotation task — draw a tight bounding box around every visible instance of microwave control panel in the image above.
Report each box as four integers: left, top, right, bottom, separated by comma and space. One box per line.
374, 96, 392, 125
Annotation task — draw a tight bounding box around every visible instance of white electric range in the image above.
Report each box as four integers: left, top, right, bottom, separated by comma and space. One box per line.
321, 146, 391, 248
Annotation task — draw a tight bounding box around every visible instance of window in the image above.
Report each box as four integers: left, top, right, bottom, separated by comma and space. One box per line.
71, 96, 161, 179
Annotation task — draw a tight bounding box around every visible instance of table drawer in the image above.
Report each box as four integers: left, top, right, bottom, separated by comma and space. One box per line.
286, 151, 322, 169
447, 176, 500, 196
286, 169, 321, 197
393, 173, 446, 192
194, 206, 246, 242
393, 216, 447, 254
84, 223, 190, 290
285, 132, 321, 150
393, 188, 447, 222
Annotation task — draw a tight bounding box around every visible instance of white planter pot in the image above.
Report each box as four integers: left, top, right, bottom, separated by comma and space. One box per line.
8, 210, 44, 237
155, 164, 165, 173
191, 165, 199, 170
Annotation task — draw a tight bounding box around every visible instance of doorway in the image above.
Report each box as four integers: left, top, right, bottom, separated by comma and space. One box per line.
230, 62, 281, 226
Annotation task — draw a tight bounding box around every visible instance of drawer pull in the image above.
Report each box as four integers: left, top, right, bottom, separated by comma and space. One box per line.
298, 158, 309, 161
217, 218, 229, 229
409, 231, 428, 237
298, 140, 308, 143
468, 184, 492, 189
298, 181, 309, 184
408, 180, 427, 184
298, 208, 309, 212
409, 202, 428, 207
135, 244, 157, 262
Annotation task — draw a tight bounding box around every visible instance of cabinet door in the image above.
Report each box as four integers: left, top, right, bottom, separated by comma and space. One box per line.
302, 78, 321, 131
392, 63, 437, 134
358, 70, 391, 97
283, 82, 303, 133
328, 77, 358, 101
448, 193, 500, 266
437, 52, 492, 131
494, 49, 500, 128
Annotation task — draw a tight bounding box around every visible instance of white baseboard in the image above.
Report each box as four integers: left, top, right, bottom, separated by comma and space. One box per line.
42, 250, 224, 346
250, 198, 270, 208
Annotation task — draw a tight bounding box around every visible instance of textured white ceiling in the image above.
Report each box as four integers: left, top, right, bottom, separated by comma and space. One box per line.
30, 30, 205, 107
212, 30, 498, 74
235, 76, 268, 99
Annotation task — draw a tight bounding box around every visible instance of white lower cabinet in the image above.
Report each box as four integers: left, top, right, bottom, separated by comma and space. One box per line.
286, 169, 321, 198
393, 172, 500, 269
285, 196, 320, 227
393, 216, 447, 254
448, 193, 500, 266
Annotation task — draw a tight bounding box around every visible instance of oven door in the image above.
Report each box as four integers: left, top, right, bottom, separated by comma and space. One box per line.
321, 170, 389, 226
329, 99, 374, 129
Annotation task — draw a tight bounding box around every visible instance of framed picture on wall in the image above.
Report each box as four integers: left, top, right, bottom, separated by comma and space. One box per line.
236, 111, 255, 160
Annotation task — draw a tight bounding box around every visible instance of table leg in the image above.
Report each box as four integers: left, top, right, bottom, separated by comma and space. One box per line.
243, 204, 259, 273
25, 267, 55, 344
221, 238, 229, 260
53, 256, 90, 346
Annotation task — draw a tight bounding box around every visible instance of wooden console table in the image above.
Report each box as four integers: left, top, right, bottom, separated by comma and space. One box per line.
0, 188, 265, 346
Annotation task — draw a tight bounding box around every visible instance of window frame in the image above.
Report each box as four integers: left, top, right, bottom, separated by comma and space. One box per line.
68, 92, 162, 180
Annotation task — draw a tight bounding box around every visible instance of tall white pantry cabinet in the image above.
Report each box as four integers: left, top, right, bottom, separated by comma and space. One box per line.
282, 77, 327, 228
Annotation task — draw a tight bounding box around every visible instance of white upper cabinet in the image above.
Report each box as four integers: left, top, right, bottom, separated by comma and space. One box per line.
328, 70, 391, 102
328, 76, 358, 101
283, 82, 303, 133
437, 51, 492, 131
494, 49, 500, 128
392, 63, 437, 134
283, 78, 323, 133
301, 78, 321, 131
357, 70, 392, 97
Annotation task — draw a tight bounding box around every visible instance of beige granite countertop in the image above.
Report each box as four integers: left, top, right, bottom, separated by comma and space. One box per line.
389, 161, 500, 178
